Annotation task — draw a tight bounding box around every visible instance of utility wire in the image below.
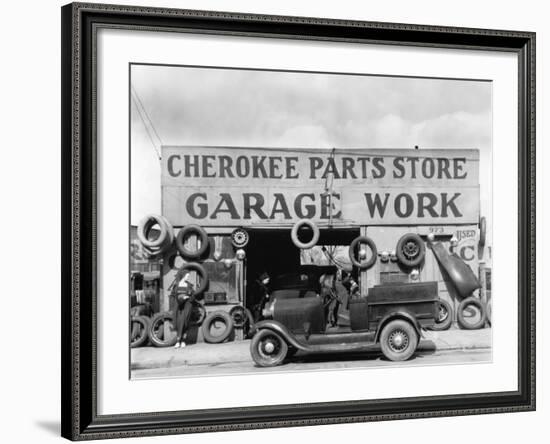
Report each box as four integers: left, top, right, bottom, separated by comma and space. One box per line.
131, 85, 163, 146
131, 90, 162, 160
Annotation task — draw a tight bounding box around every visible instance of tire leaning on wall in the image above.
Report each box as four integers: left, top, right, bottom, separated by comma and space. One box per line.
130, 315, 150, 348
457, 297, 487, 330
202, 311, 234, 344
148, 312, 178, 347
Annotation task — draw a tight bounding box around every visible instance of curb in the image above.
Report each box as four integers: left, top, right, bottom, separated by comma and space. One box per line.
131, 331, 492, 371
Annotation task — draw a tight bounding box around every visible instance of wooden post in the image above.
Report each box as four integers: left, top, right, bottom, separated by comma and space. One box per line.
360, 226, 369, 298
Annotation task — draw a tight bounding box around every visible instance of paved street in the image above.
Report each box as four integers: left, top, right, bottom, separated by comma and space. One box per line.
133, 348, 491, 378
131, 328, 492, 379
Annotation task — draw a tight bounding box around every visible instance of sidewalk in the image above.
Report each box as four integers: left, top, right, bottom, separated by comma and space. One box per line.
131, 327, 491, 371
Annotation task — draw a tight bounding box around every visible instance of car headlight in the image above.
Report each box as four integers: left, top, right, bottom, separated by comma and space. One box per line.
262, 301, 275, 319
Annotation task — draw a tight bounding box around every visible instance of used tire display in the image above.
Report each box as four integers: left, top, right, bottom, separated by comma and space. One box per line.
457, 297, 486, 330
230, 228, 249, 248
290, 219, 320, 249
427, 299, 453, 331
148, 312, 178, 347
190, 304, 206, 326
173, 262, 209, 296
137, 214, 174, 256
379, 319, 418, 361
348, 236, 377, 269
395, 233, 425, 267
229, 305, 253, 328
130, 315, 150, 348
202, 311, 234, 343
176, 224, 209, 259
250, 329, 288, 367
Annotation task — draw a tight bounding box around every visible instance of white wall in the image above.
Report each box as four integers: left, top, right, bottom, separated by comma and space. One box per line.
0, 0, 545, 443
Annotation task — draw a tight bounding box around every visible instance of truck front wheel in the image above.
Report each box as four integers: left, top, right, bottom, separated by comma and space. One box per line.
250, 329, 288, 367
379, 319, 418, 361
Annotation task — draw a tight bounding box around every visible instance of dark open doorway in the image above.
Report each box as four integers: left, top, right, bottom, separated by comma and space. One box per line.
244, 227, 360, 313
245, 229, 301, 313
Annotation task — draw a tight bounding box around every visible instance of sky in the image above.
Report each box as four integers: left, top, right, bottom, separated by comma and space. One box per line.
130, 64, 492, 239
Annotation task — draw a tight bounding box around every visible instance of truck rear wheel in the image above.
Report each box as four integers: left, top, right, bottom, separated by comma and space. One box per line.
250, 329, 288, 367
379, 319, 418, 361
427, 299, 453, 331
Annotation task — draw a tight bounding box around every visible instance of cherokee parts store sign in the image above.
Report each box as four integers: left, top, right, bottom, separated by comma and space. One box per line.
161, 147, 479, 227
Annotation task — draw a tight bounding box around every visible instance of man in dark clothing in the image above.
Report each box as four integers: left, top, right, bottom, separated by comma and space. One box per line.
251, 271, 271, 321
320, 274, 340, 327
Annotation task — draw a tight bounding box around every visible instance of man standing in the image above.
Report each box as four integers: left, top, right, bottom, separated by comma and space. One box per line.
252, 271, 271, 321
172, 271, 195, 349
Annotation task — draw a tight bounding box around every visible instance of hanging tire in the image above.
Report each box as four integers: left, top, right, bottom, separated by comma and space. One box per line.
176, 225, 209, 259
479, 216, 487, 247
291, 219, 320, 249
202, 311, 234, 343
190, 304, 206, 326
174, 262, 209, 296
137, 214, 174, 256
457, 297, 486, 330
379, 319, 418, 361
395, 233, 425, 267
349, 236, 377, 269
148, 312, 178, 347
231, 228, 249, 248
250, 329, 288, 367
426, 299, 453, 331
130, 315, 150, 348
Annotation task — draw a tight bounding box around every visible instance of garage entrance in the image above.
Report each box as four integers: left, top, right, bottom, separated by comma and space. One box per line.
245, 229, 300, 316
244, 227, 361, 319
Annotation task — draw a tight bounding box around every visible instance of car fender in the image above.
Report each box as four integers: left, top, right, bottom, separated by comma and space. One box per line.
374, 310, 423, 343
251, 320, 306, 350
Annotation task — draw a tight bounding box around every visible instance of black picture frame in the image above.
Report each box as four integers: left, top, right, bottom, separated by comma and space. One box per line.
61, 2, 536, 440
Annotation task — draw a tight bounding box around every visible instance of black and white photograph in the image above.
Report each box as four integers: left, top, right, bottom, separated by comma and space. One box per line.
0, 0, 544, 442
129, 64, 493, 379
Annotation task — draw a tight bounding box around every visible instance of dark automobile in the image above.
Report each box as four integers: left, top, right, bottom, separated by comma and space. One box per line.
249, 279, 439, 366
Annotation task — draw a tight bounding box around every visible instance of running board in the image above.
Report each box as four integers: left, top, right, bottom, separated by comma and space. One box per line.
293, 331, 377, 353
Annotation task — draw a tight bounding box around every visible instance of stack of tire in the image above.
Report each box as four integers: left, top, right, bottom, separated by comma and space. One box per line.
345, 231, 489, 331
130, 215, 176, 348
145, 224, 212, 347
137, 214, 174, 257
